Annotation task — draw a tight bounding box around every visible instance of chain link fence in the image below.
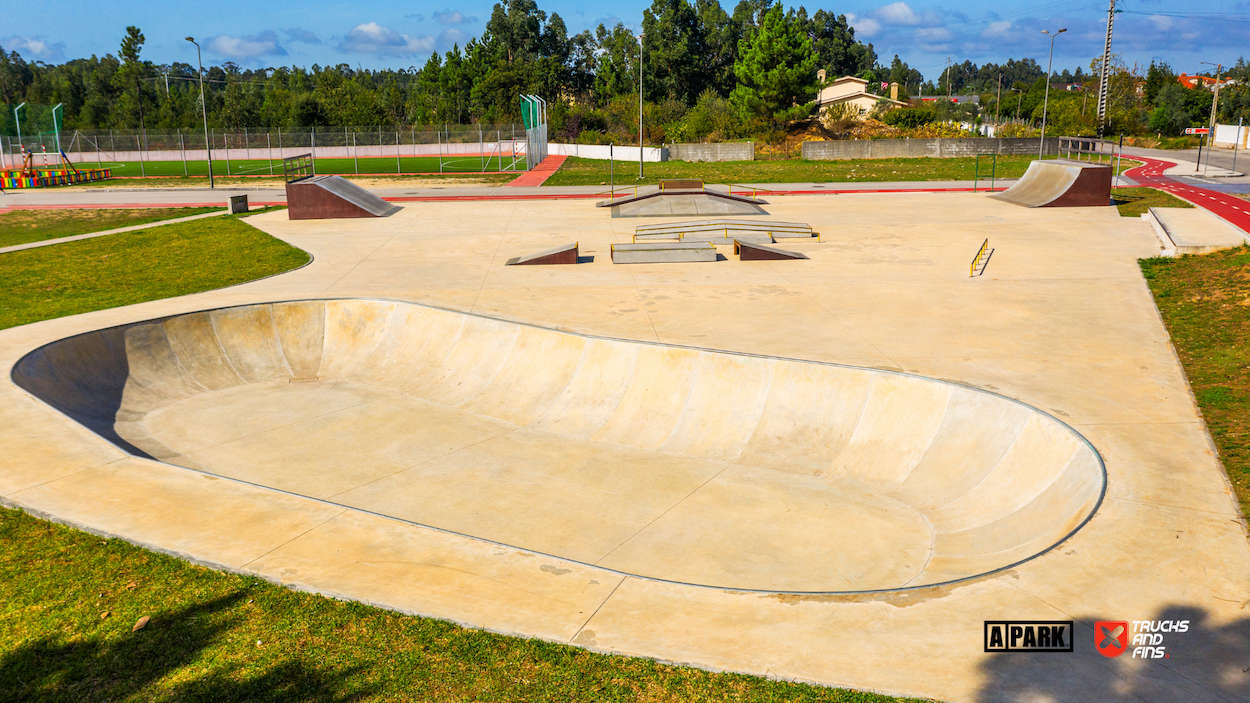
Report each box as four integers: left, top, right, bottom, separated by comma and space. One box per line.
0, 124, 531, 176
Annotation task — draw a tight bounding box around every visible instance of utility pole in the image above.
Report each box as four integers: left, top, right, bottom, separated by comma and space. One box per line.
163, 71, 170, 95
945, 57, 952, 100
638, 32, 645, 179
996, 74, 1002, 126
1096, 0, 1119, 137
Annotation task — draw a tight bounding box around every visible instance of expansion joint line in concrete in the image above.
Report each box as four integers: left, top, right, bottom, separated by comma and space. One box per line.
568, 577, 626, 645
240, 508, 348, 569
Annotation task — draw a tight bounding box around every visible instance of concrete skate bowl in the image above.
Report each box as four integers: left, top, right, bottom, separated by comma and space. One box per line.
12, 299, 1105, 594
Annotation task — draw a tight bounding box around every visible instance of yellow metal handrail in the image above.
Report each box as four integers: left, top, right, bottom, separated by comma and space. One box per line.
970, 239, 993, 277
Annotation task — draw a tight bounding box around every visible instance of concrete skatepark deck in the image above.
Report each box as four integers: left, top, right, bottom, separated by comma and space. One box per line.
989, 159, 1112, 208
1, 191, 1247, 703
597, 186, 769, 218
286, 174, 403, 220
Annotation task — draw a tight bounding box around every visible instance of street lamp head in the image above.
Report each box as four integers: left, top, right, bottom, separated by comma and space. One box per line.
1057, 28, 1067, 34
185, 37, 196, 44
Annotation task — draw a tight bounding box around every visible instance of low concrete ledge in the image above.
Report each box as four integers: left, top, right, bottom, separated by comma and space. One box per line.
1145, 207, 1248, 256
611, 241, 718, 264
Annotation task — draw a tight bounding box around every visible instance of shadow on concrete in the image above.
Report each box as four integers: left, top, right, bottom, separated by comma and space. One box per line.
0, 592, 372, 703
976, 604, 1250, 702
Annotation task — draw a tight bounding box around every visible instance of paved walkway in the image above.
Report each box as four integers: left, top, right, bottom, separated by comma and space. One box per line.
1125, 157, 1250, 235
504, 154, 569, 186
0, 209, 230, 254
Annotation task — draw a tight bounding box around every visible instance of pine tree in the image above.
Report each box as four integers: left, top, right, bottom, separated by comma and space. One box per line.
729, 4, 817, 123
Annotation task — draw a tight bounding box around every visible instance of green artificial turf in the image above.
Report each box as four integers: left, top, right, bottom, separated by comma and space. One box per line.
1141, 246, 1250, 521
541, 155, 1038, 187
0, 207, 221, 248
0, 208, 308, 330
95, 155, 527, 178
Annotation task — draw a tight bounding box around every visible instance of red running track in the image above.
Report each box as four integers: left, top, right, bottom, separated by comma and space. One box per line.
1123, 156, 1250, 235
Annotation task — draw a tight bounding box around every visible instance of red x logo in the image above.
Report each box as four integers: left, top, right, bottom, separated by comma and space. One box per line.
1095, 621, 1129, 658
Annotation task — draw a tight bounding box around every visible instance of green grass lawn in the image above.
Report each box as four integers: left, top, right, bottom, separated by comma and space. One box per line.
1141, 246, 1250, 521
0, 209, 308, 329
0, 207, 221, 248
0, 507, 920, 703
0, 210, 919, 702
1112, 187, 1195, 218
94, 155, 527, 178
66, 172, 517, 189
542, 155, 1038, 187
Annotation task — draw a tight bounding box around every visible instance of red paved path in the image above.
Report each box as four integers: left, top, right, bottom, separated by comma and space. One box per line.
1124, 156, 1250, 235
504, 155, 568, 187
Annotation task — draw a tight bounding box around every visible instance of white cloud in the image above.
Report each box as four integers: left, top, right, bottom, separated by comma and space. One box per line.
207, 31, 287, 58
339, 22, 434, 56
847, 14, 882, 37
433, 9, 478, 25
2, 35, 66, 61
436, 28, 469, 51
876, 2, 923, 25
982, 21, 1013, 39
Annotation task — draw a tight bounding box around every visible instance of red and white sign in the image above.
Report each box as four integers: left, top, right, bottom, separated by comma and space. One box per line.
1184, 128, 1210, 135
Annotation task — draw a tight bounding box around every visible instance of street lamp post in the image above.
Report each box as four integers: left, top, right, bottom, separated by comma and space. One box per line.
185, 37, 214, 188
52, 103, 63, 155
14, 102, 26, 152
1039, 28, 1067, 160
638, 33, 644, 179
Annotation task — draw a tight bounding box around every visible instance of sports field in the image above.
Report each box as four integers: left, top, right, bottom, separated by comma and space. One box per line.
73, 154, 528, 178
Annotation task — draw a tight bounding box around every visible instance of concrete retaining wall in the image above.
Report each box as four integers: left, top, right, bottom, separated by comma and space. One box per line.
669, 142, 754, 162
802, 137, 1060, 160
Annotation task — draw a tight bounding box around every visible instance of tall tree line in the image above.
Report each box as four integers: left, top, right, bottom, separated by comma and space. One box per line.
0, 0, 902, 132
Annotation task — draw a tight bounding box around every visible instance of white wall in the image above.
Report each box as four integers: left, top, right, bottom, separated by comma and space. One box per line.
1213, 124, 1249, 149
547, 143, 668, 162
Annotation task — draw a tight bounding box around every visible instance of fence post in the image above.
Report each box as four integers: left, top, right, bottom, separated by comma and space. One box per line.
350, 128, 357, 174
244, 127, 250, 161
180, 131, 187, 176
223, 131, 230, 176
277, 128, 283, 164
137, 133, 145, 176
95, 133, 102, 169
311, 127, 316, 174
110, 129, 115, 161
267, 132, 274, 176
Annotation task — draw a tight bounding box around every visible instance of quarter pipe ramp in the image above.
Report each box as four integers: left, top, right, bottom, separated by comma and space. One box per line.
989, 159, 1112, 208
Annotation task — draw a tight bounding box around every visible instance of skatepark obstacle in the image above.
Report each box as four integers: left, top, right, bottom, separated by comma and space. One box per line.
11, 298, 1105, 593
735, 240, 809, 261
597, 183, 769, 218
506, 242, 580, 265
634, 219, 816, 242
989, 159, 1112, 208
611, 241, 718, 264
283, 153, 401, 220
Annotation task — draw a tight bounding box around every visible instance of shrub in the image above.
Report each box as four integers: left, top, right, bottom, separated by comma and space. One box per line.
883, 107, 936, 129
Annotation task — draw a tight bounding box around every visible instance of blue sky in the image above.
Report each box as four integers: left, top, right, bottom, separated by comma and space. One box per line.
3, 0, 1247, 81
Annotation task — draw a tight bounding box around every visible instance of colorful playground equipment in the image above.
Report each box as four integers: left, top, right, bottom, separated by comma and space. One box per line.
1, 146, 111, 188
